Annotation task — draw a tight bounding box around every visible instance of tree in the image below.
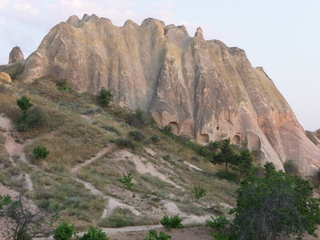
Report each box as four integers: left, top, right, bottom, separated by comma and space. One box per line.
0, 182, 58, 240
230, 163, 320, 240
211, 138, 238, 172
97, 87, 113, 107
232, 148, 254, 183
53, 222, 77, 240
17, 95, 33, 113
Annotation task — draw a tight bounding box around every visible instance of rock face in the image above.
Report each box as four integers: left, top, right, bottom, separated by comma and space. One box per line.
0, 72, 11, 85
21, 14, 320, 177
9, 46, 24, 64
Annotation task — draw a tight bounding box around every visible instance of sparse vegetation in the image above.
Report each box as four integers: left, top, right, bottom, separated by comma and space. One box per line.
144, 230, 172, 240
191, 185, 207, 200
160, 215, 183, 231
118, 173, 134, 190
80, 226, 109, 240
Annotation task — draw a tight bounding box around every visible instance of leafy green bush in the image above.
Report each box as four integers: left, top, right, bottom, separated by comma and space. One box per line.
97, 87, 113, 107
160, 215, 183, 231
17, 95, 33, 113
80, 226, 109, 240
144, 230, 172, 240
129, 130, 146, 142
206, 216, 233, 240
161, 125, 173, 136
127, 109, 150, 128
118, 173, 134, 190
33, 146, 50, 159
191, 185, 207, 200
283, 159, 300, 177
53, 222, 77, 240
19, 106, 48, 130
151, 134, 160, 143
115, 138, 136, 149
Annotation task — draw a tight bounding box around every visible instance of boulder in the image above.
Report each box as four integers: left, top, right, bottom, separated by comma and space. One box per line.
0, 72, 11, 85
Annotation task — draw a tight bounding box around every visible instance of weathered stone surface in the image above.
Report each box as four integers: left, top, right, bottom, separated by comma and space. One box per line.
0, 72, 11, 85
21, 14, 320, 177
9, 46, 24, 64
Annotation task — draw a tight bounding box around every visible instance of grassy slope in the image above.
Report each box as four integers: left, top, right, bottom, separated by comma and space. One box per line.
0, 75, 238, 230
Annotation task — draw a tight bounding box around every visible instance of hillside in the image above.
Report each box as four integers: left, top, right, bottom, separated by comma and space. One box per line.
0, 76, 240, 237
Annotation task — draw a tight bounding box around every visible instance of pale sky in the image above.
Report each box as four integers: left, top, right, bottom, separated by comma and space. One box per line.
0, 0, 319, 131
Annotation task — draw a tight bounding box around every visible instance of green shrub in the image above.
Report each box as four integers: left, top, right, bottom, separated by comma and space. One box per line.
191, 185, 207, 200
53, 222, 77, 240
162, 155, 171, 161
160, 215, 183, 231
58, 86, 72, 92
127, 109, 150, 128
17, 95, 33, 113
129, 130, 146, 142
161, 125, 173, 136
115, 138, 136, 149
80, 226, 109, 240
151, 134, 160, 143
283, 160, 300, 177
33, 146, 50, 159
97, 87, 113, 107
118, 173, 134, 190
206, 216, 233, 240
144, 230, 172, 240
16, 106, 48, 131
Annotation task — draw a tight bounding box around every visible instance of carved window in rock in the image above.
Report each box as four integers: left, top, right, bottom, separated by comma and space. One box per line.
169, 122, 179, 135
231, 135, 241, 145
248, 134, 261, 151
199, 134, 209, 144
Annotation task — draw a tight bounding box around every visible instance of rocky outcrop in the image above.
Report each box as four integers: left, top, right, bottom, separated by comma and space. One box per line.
0, 72, 11, 85
9, 46, 24, 64
21, 14, 320, 177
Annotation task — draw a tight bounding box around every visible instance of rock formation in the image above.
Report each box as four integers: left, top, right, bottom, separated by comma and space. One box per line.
0, 72, 11, 85
9, 46, 24, 64
21, 14, 320, 177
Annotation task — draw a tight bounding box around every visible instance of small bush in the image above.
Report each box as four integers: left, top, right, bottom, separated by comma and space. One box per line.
284, 160, 300, 177
17, 95, 33, 113
144, 230, 172, 240
53, 222, 77, 240
191, 185, 207, 200
206, 216, 233, 240
80, 226, 109, 240
97, 87, 113, 107
118, 173, 134, 190
162, 155, 171, 161
160, 215, 183, 231
161, 125, 173, 136
115, 138, 136, 149
151, 134, 160, 143
127, 109, 150, 128
33, 146, 50, 159
129, 130, 146, 142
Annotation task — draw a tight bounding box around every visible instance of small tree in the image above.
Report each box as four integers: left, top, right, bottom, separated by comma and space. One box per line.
17, 95, 33, 113
232, 148, 254, 183
160, 215, 183, 231
33, 146, 50, 159
54, 222, 77, 240
0, 183, 58, 240
80, 226, 109, 240
97, 87, 113, 107
230, 163, 320, 240
191, 185, 207, 200
211, 138, 238, 172
117, 173, 134, 190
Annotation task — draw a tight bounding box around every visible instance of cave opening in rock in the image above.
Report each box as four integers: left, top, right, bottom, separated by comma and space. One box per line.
231, 135, 240, 145
169, 122, 179, 135
199, 134, 209, 144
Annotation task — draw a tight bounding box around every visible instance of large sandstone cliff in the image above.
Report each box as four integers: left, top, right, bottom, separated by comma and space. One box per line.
21, 14, 320, 177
